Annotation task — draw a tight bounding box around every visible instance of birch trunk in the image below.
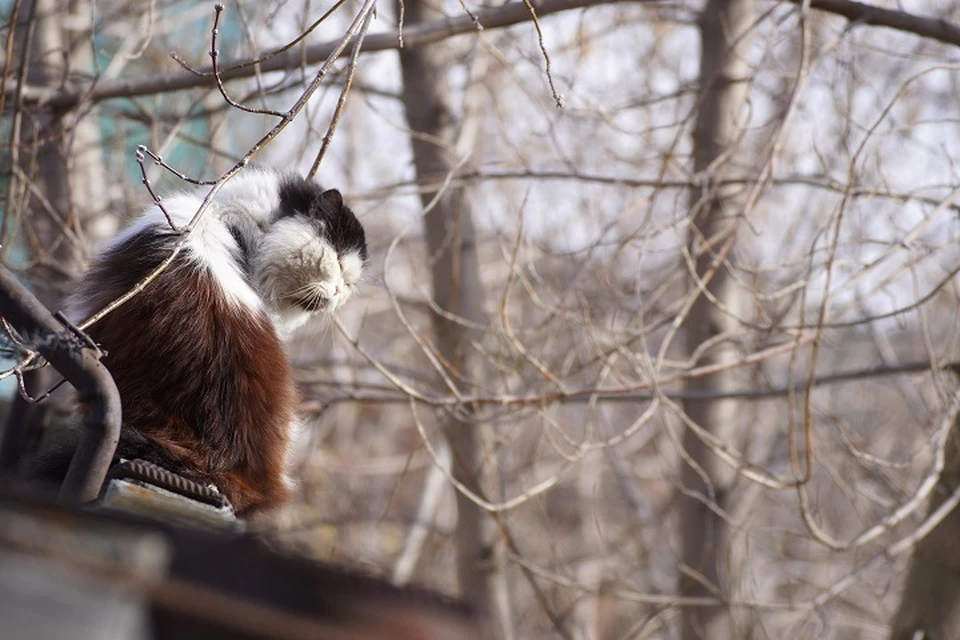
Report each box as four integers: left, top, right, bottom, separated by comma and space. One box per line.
679, 0, 754, 638
889, 403, 960, 639
395, 0, 506, 627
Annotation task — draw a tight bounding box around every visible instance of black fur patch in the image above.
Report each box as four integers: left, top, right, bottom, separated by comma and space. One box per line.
23, 426, 182, 491
277, 177, 367, 261
226, 223, 253, 279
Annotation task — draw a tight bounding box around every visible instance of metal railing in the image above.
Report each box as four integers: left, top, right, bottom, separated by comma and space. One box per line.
0, 266, 120, 502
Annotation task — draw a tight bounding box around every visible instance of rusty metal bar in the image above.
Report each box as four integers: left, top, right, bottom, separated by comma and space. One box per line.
0, 265, 120, 502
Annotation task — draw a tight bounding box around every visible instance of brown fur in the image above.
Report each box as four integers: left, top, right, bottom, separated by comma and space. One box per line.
74, 229, 295, 514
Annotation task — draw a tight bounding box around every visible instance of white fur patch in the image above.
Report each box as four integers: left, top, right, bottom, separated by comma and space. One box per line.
271, 307, 313, 339
98, 170, 287, 317
340, 251, 364, 286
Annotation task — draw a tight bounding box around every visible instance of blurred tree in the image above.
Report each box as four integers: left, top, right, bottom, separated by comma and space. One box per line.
1, 1, 960, 638
394, 0, 508, 630
0, 0, 105, 466
679, 0, 755, 637
890, 394, 960, 637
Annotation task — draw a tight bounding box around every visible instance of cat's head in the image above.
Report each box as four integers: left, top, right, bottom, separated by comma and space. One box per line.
252, 177, 367, 321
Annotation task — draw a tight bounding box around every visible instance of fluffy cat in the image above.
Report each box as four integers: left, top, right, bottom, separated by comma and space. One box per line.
60, 169, 367, 514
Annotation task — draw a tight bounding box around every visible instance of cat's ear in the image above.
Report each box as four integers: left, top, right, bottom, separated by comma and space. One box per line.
322, 189, 343, 210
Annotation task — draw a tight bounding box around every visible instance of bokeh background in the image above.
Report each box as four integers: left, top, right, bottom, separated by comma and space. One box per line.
3, 0, 960, 638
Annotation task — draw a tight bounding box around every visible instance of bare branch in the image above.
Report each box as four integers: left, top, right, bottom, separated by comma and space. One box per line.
803, 0, 960, 47
14, 0, 636, 109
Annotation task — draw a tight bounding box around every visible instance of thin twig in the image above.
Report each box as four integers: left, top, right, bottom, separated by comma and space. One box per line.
209, 4, 285, 118
456, 0, 484, 31
521, 0, 564, 108
171, 0, 349, 78
14, 367, 66, 403
137, 145, 217, 185
306, 8, 374, 179
135, 146, 178, 231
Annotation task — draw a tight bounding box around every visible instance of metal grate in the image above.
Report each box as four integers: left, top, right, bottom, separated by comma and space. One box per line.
106, 459, 231, 510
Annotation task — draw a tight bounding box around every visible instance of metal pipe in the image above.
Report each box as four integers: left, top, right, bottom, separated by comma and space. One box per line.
0, 266, 121, 502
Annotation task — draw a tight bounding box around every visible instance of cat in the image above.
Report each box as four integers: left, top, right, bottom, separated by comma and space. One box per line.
53, 168, 367, 515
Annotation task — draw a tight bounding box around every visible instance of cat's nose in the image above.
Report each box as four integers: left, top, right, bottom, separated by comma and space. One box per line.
334, 284, 342, 296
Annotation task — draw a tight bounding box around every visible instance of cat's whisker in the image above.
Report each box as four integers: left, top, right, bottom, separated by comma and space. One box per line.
287, 281, 318, 296
284, 280, 338, 312
286, 282, 325, 301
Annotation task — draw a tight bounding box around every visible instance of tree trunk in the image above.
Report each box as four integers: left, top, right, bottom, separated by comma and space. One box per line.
890, 406, 960, 639
1, 0, 105, 472
679, 0, 754, 638
18, 0, 75, 305
394, 0, 504, 624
